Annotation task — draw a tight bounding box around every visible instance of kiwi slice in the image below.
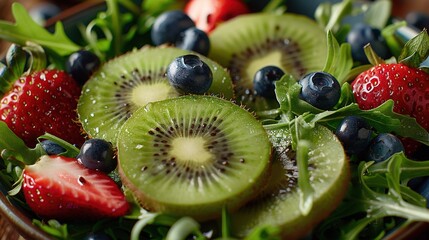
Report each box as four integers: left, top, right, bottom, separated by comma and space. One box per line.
77, 47, 233, 144
117, 95, 271, 221
208, 13, 327, 110
230, 125, 349, 239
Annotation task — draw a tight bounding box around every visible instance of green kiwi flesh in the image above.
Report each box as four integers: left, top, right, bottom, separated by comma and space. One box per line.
117, 95, 272, 221
208, 13, 327, 110
77, 47, 233, 144
230, 125, 349, 239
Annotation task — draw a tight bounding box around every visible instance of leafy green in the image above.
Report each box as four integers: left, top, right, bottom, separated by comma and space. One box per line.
273, 72, 429, 145
322, 30, 353, 84
0, 3, 80, 57
398, 29, 429, 68
315, 154, 429, 239
363, 0, 391, 29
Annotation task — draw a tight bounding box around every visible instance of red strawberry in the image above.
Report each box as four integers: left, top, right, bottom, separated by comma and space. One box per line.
22, 155, 129, 221
185, 0, 249, 33
352, 63, 429, 130
0, 69, 86, 147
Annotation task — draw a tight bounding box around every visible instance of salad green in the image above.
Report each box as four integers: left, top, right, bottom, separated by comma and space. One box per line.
1, 0, 429, 239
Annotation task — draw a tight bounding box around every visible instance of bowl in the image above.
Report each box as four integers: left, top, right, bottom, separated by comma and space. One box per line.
0, 0, 428, 239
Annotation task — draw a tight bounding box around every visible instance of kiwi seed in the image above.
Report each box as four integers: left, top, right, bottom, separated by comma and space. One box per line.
209, 13, 327, 110
117, 95, 272, 221
230, 125, 349, 239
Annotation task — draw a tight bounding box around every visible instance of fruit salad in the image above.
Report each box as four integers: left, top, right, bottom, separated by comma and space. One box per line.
1, 0, 429, 239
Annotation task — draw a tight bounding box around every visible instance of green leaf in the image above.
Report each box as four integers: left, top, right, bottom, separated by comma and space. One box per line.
363, 0, 391, 29
322, 0, 353, 32
0, 121, 43, 165
322, 31, 354, 84
166, 217, 200, 240
0, 3, 80, 57
296, 138, 314, 215
398, 29, 429, 67
33, 219, 69, 239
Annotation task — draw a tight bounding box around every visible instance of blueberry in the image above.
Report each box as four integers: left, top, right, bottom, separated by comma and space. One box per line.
346, 23, 391, 64
335, 116, 373, 155
151, 10, 195, 46
166, 54, 213, 94
40, 140, 66, 155
253, 66, 284, 99
66, 50, 101, 85
406, 12, 429, 31
77, 139, 116, 173
298, 71, 340, 110
82, 232, 112, 240
417, 177, 429, 208
367, 133, 404, 163
176, 27, 210, 56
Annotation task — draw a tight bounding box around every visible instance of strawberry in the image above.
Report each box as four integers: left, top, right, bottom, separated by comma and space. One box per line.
22, 155, 129, 221
352, 63, 429, 130
184, 0, 249, 33
351, 30, 429, 155
0, 69, 86, 147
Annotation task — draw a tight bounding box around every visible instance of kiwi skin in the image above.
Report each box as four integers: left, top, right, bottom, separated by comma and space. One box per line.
230, 125, 350, 239
117, 95, 273, 221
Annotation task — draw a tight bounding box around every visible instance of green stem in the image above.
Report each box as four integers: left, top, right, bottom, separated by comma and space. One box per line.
106, 0, 122, 56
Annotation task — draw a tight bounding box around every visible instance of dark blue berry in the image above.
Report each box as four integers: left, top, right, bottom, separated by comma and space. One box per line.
166, 54, 213, 94
346, 23, 391, 64
40, 140, 66, 155
176, 27, 210, 56
298, 71, 340, 110
151, 10, 195, 46
406, 12, 429, 31
335, 116, 373, 155
367, 133, 404, 163
82, 232, 113, 240
418, 177, 429, 208
77, 139, 116, 173
66, 50, 100, 85
253, 66, 284, 99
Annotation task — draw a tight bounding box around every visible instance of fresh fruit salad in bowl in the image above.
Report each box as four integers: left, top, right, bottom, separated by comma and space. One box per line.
1, 0, 429, 239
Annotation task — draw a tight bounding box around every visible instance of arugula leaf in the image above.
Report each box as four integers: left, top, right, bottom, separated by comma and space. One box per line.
0, 122, 43, 165
33, 219, 69, 239
273, 74, 429, 144
398, 29, 429, 68
0, 3, 80, 57
322, 31, 353, 85
363, 0, 391, 29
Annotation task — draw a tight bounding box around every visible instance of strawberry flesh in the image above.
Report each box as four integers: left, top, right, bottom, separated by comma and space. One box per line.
0, 70, 86, 147
22, 155, 129, 221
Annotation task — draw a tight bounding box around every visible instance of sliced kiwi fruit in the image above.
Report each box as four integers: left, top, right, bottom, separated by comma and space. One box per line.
208, 13, 327, 110
230, 125, 349, 239
77, 47, 233, 144
117, 95, 272, 221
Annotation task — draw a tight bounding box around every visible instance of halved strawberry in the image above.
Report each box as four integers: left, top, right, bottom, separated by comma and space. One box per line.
22, 155, 129, 221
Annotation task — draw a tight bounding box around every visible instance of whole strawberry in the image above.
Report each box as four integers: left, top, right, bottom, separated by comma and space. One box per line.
22, 155, 129, 221
352, 63, 429, 129
0, 69, 85, 147
0, 44, 86, 147
352, 30, 429, 154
